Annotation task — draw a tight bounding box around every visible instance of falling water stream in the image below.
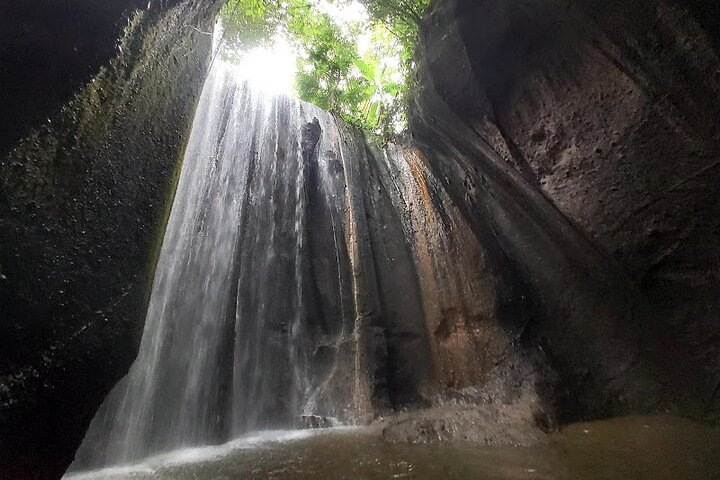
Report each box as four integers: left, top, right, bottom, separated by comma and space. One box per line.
63, 36, 720, 480
67, 54, 379, 472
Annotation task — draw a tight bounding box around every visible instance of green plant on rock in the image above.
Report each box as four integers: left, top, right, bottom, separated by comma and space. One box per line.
221, 0, 279, 54
218, 0, 430, 141
361, 0, 429, 51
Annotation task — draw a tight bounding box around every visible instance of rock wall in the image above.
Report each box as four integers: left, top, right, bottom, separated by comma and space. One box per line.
2, 0, 719, 475
411, 0, 720, 422
0, 1, 221, 478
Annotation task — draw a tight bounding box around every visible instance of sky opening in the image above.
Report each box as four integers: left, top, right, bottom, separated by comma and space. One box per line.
217, 0, 372, 97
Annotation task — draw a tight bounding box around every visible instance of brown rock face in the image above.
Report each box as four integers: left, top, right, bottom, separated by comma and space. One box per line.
2, 0, 719, 476
411, 0, 720, 422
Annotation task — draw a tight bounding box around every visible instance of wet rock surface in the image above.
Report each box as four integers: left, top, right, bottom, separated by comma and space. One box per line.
411, 0, 720, 422
0, 1, 221, 478
299, 415, 335, 429
1, 0, 719, 477
0, 1, 147, 153
380, 403, 547, 446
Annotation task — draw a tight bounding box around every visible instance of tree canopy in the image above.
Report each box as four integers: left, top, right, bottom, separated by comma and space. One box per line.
219, 0, 430, 141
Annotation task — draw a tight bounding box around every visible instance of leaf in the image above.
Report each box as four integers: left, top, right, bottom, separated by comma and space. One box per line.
367, 102, 380, 125
363, 84, 377, 98
382, 82, 402, 96
219, 0, 430, 137
354, 58, 375, 81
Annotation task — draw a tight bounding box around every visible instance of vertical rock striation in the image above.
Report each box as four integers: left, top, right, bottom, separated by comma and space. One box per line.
3, 0, 720, 477
69, 52, 557, 470
410, 0, 720, 421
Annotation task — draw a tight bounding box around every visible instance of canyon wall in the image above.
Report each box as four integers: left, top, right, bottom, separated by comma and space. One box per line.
411, 0, 720, 422
1, 0, 719, 477
0, 1, 221, 478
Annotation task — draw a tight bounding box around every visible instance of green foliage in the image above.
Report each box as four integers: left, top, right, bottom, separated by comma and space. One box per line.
218, 0, 429, 141
221, 0, 278, 54
291, 6, 367, 118
362, 0, 429, 52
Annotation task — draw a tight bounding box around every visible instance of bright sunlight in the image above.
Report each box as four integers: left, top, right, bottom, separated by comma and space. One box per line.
218, 0, 430, 139
228, 36, 297, 96
218, 0, 370, 98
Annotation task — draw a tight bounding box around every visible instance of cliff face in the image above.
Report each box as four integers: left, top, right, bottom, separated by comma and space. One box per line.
65, 63, 556, 468
2, 0, 719, 476
411, 0, 720, 422
0, 1, 221, 478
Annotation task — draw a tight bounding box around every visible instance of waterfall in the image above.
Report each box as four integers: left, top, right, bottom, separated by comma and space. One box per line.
68, 58, 379, 471
68, 33, 529, 474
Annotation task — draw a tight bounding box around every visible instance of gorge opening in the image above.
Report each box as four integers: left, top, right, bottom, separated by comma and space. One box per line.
1, 0, 719, 479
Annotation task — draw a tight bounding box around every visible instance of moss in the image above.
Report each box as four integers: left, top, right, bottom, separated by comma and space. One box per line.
139, 98, 197, 342
0, 0, 222, 477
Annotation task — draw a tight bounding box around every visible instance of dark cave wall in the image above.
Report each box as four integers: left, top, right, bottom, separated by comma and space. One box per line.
0, 1, 221, 478
1, 0, 718, 475
0, 0, 159, 155
412, 0, 720, 421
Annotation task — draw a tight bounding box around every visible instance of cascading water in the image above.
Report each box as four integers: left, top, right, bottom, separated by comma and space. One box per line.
68, 55, 381, 472
67, 23, 529, 474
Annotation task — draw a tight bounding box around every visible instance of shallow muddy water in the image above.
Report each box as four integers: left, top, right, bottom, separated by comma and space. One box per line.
65, 415, 720, 480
